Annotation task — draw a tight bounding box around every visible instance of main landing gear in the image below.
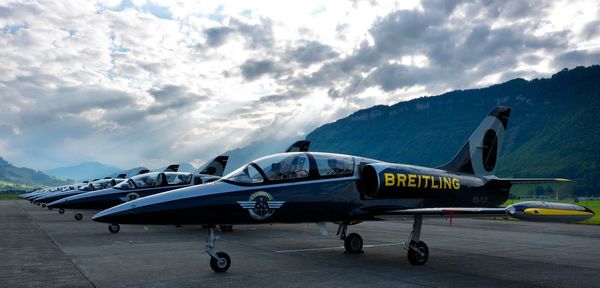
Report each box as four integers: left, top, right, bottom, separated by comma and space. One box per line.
205, 227, 231, 273
405, 215, 428, 265
337, 223, 363, 254
108, 223, 120, 234
58, 208, 65, 214
74, 213, 83, 221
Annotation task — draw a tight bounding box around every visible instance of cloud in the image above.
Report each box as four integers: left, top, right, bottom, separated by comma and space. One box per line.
240, 59, 280, 81
204, 26, 234, 47
0, 0, 597, 171
286, 41, 338, 66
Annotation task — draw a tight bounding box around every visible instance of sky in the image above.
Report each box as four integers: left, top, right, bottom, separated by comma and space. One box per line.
0, 0, 599, 170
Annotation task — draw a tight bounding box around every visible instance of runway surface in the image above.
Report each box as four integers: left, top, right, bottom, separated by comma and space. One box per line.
2, 200, 600, 288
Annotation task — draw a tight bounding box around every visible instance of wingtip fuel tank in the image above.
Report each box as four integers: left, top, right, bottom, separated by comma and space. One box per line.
506, 201, 594, 223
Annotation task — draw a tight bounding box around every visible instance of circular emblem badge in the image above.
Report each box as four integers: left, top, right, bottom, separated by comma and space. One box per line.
237, 191, 285, 221
125, 192, 140, 202
248, 191, 274, 220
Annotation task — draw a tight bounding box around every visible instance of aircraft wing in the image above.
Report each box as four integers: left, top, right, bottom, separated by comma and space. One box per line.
366, 201, 594, 223
500, 178, 571, 185
374, 207, 508, 217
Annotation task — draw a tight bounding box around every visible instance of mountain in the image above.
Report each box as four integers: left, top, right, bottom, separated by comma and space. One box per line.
45, 162, 122, 182
0, 157, 68, 188
303, 65, 600, 196
224, 66, 599, 196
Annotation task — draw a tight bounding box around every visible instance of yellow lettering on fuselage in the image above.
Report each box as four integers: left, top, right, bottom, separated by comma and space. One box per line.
383, 173, 461, 190
385, 173, 395, 186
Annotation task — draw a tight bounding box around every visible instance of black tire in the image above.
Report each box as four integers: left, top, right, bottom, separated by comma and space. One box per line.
42, 204, 46, 208
47, 207, 53, 211
407, 241, 429, 265
219, 225, 233, 232
344, 233, 363, 254
108, 224, 120, 234
74, 213, 83, 221
209, 252, 231, 273
58, 208, 65, 214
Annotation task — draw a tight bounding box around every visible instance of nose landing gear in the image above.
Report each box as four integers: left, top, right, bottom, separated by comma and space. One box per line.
206, 227, 230, 273
108, 223, 120, 234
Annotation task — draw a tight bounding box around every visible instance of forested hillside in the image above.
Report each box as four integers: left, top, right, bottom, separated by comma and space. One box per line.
306, 66, 600, 196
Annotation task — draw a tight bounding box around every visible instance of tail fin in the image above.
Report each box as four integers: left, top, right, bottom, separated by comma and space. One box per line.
286, 140, 310, 152
164, 164, 179, 172
437, 106, 511, 176
198, 156, 229, 176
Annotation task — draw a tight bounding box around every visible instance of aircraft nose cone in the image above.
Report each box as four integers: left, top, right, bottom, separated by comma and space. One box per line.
92, 204, 135, 224
47, 198, 65, 209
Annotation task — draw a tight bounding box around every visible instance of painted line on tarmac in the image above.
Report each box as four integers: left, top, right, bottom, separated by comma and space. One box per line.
275, 242, 405, 253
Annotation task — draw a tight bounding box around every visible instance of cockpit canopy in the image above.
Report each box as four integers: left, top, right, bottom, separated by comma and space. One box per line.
80, 178, 124, 191
223, 152, 355, 185
113, 172, 194, 190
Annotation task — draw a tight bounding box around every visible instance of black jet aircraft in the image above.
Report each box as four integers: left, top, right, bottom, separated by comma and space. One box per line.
36, 166, 172, 212
34, 174, 127, 209
50, 140, 310, 233
92, 109, 593, 273
48, 157, 229, 232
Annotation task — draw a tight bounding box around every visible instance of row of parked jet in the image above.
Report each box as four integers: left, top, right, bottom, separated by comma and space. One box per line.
21, 141, 310, 232
20, 107, 595, 273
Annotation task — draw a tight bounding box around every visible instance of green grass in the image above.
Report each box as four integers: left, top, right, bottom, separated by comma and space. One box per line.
0, 193, 23, 200
502, 199, 600, 225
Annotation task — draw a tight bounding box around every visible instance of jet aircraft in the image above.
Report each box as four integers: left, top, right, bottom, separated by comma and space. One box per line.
93, 107, 595, 273
34, 174, 127, 208
50, 140, 310, 233
36, 166, 171, 213
49, 156, 229, 232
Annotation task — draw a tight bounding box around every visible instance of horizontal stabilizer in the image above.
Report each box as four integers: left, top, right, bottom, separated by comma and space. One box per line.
501, 178, 572, 185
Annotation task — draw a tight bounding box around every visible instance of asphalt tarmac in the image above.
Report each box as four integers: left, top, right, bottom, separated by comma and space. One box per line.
2, 200, 599, 288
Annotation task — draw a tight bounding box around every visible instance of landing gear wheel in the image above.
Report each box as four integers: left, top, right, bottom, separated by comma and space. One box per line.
344, 233, 364, 254
47, 207, 53, 211
407, 241, 429, 265
58, 208, 65, 214
42, 204, 46, 208
219, 225, 233, 232
36, 202, 40, 206
74, 213, 83, 221
108, 224, 120, 234
209, 252, 231, 273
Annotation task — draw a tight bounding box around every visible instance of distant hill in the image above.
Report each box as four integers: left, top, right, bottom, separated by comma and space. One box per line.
0, 157, 68, 189
45, 162, 122, 182
304, 65, 600, 196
